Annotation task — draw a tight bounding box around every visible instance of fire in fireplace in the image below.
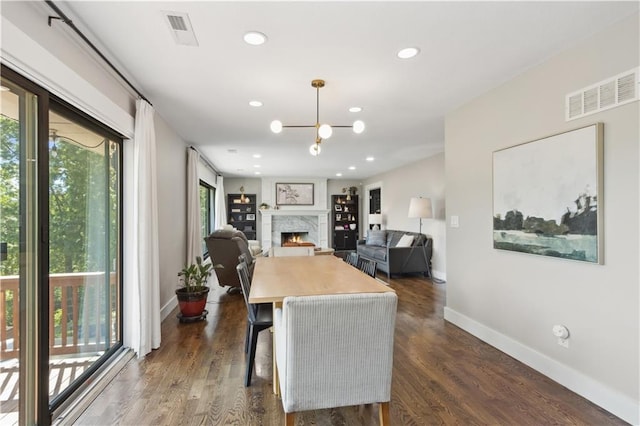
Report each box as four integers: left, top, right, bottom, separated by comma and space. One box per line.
281, 232, 315, 247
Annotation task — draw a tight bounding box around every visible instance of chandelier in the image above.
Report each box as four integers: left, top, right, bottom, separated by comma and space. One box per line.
270, 79, 365, 156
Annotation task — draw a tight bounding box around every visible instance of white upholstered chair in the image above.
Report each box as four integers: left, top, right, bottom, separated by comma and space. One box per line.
274, 292, 398, 425
269, 246, 315, 257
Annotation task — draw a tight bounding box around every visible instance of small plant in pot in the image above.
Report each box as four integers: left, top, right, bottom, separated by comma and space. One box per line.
176, 256, 221, 322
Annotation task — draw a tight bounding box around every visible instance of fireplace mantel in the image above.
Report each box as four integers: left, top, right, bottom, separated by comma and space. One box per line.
259, 209, 330, 216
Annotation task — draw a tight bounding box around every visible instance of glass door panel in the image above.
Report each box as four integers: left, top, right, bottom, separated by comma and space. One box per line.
0, 75, 40, 426
48, 110, 120, 405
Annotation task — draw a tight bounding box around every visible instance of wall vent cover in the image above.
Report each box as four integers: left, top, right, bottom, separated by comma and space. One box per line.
162, 11, 199, 47
566, 67, 638, 121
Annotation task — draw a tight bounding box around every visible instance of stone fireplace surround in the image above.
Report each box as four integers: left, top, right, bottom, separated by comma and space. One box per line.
260, 209, 330, 249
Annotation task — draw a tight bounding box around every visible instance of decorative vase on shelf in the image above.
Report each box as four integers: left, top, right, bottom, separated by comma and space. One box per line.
349, 223, 356, 230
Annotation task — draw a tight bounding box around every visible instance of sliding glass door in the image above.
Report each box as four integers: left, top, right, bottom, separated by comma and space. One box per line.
0, 66, 123, 425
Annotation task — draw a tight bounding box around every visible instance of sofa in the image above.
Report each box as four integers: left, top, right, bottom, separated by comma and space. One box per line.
356, 229, 432, 279
205, 228, 255, 290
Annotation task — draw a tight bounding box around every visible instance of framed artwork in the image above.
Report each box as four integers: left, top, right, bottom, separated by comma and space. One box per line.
493, 123, 603, 263
335, 204, 342, 211
276, 183, 314, 205
246, 213, 256, 221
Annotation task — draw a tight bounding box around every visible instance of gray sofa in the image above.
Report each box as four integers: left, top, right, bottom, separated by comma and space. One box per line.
356, 230, 432, 279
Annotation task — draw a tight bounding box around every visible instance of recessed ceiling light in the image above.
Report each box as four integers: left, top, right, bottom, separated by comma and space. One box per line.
253, 164, 261, 168
349, 107, 362, 113
249, 100, 263, 107
254, 171, 261, 175
348, 166, 356, 170
253, 153, 262, 158
244, 31, 267, 46
366, 156, 375, 162
397, 47, 420, 59
336, 172, 343, 177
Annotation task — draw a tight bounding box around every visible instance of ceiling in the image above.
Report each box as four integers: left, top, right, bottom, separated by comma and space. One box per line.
59, 1, 638, 179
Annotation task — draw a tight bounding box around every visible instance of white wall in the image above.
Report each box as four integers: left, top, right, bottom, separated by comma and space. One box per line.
363, 154, 446, 280
155, 115, 189, 316
445, 13, 639, 424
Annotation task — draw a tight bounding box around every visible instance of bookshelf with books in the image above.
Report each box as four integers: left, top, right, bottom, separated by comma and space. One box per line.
227, 193, 256, 240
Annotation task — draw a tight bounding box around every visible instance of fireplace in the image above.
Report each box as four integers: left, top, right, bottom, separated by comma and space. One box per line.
281, 232, 315, 247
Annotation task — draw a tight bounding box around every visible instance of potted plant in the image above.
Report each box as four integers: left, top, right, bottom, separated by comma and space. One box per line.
342, 186, 358, 200
176, 256, 221, 322
259, 202, 269, 210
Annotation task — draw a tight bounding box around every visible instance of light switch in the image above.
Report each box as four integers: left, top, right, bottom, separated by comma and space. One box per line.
450, 215, 459, 228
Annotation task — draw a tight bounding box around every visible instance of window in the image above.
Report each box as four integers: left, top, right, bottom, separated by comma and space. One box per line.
200, 180, 215, 255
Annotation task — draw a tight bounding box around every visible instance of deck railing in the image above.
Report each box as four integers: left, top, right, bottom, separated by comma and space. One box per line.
0, 272, 117, 359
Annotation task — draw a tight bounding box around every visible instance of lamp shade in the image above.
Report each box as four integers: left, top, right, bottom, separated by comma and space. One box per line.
408, 197, 433, 219
368, 213, 382, 225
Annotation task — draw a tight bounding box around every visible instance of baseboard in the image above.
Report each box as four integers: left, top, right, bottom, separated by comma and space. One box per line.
432, 269, 446, 282
160, 295, 178, 321
443, 307, 638, 425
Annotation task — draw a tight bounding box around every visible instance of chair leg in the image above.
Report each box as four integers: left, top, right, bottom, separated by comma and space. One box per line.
378, 402, 390, 426
285, 412, 295, 426
244, 321, 250, 354
245, 325, 259, 387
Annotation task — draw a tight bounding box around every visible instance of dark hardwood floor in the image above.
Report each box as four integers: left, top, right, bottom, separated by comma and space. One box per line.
76, 274, 624, 425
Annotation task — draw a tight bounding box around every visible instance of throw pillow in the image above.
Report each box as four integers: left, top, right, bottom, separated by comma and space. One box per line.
395, 234, 414, 248
366, 230, 387, 247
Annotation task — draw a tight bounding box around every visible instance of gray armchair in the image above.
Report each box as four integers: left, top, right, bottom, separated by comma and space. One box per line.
205, 228, 254, 290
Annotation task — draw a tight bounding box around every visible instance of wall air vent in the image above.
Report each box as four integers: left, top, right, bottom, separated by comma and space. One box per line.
162, 11, 199, 47
566, 67, 639, 121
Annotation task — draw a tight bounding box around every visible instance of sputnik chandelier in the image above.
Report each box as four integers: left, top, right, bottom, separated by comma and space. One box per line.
270, 79, 365, 156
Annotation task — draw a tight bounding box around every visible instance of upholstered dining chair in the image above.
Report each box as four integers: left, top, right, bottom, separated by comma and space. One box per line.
236, 262, 273, 387
269, 246, 315, 257
358, 257, 377, 278
274, 292, 398, 425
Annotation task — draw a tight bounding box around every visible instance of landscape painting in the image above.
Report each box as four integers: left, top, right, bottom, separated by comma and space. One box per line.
493, 124, 603, 263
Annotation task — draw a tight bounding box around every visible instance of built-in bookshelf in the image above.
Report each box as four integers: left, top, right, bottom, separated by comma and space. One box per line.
227, 193, 256, 240
331, 194, 359, 250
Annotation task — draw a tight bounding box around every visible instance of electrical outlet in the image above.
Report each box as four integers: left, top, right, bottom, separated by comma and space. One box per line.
450, 215, 459, 228
557, 338, 569, 348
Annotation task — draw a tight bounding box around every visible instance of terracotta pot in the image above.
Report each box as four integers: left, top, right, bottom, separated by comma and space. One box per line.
175, 287, 210, 318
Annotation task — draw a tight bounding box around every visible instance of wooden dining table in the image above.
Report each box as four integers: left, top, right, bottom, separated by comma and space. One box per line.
249, 254, 395, 394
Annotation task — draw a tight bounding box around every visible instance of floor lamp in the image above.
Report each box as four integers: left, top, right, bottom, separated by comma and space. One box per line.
407, 197, 433, 279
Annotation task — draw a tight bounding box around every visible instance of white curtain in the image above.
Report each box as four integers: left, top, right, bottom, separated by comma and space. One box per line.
215, 175, 227, 229
125, 99, 161, 357
186, 148, 203, 264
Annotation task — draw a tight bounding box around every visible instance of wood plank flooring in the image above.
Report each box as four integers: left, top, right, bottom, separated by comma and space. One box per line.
76, 274, 624, 425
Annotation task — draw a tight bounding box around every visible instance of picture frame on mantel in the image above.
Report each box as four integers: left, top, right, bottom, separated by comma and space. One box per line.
492, 123, 604, 264
276, 183, 314, 206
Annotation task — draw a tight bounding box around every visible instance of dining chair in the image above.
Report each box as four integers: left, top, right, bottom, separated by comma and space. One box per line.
236, 262, 273, 387
358, 257, 377, 278
274, 292, 398, 425
269, 246, 315, 257
344, 251, 359, 267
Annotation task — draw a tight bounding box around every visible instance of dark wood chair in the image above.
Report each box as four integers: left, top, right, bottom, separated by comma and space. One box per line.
358, 257, 377, 278
236, 262, 273, 387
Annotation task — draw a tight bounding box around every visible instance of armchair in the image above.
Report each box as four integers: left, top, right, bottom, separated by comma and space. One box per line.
274, 292, 398, 425
204, 228, 254, 290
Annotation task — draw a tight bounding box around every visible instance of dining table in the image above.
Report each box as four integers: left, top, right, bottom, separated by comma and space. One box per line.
248, 254, 395, 394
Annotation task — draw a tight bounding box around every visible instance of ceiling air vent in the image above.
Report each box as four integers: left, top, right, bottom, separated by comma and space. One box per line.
162, 11, 198, 47
565, 67, 638, 121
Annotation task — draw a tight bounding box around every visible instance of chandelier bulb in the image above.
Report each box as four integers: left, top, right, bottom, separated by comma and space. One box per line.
318, 124, 332, 139
270, 120, 283, 134
309, 143, 321, 156
353, 120, 365, 134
